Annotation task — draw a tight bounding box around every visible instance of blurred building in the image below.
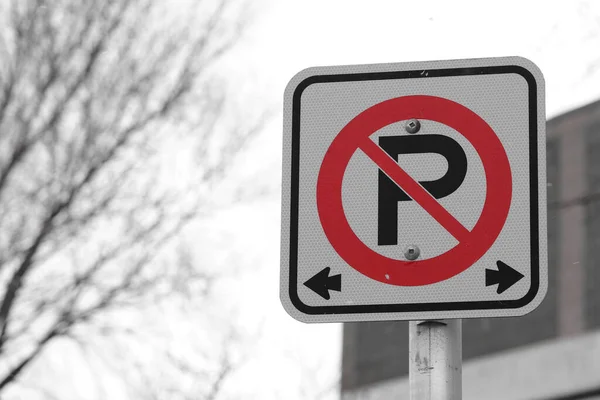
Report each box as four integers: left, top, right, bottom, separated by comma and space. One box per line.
341, 98, 600, 400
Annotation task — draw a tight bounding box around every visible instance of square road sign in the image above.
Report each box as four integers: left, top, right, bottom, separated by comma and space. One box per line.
280, 57, 546, 323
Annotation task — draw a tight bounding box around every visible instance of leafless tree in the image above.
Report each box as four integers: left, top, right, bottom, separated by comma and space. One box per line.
0, 0, 258, 397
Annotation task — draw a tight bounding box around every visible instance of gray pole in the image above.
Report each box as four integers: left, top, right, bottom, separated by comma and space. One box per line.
409, 319, 462, 400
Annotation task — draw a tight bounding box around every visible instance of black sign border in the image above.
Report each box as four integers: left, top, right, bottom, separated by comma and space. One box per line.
288, 65, 541, 316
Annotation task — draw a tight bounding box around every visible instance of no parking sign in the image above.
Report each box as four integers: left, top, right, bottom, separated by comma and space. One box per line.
280, 57, 547, 323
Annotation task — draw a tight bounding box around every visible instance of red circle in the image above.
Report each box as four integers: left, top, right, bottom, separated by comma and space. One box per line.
316, 95, 512, 286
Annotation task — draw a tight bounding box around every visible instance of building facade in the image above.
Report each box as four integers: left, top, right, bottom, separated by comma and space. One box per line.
341, 98, 600, 400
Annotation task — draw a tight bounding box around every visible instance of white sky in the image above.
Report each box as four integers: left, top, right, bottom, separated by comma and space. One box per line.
11, 1, 600, 399
213, 0, 600, 399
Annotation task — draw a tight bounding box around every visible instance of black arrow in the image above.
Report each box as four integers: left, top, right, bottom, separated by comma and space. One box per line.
486, 261, 524, 294
304, 267, 341, 300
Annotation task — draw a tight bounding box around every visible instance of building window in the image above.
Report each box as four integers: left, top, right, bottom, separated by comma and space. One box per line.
585, 121, 600, 329
546, 137, 559, 333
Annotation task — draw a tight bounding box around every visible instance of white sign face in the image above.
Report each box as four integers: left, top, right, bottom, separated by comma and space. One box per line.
280, 57, 547, 323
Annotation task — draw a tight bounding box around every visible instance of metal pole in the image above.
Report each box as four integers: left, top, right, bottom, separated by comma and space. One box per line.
409, 319, 462, 400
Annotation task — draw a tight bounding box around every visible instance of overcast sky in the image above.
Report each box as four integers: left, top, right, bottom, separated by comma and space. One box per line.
207, 1, 600, 399
6, 1, 600, 400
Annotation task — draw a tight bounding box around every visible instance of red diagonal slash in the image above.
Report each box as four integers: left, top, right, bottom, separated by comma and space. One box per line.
359, 137, 471, 243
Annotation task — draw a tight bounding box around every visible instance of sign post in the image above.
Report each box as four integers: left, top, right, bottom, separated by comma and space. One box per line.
280, 57, 546, 398
409, 320, 462, 400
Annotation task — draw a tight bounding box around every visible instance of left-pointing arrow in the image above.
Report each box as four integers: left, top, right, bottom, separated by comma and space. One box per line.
304, 267, 341, 300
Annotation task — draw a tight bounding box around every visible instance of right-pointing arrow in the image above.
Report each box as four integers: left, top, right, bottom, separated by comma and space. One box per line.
486, 261, 524, 294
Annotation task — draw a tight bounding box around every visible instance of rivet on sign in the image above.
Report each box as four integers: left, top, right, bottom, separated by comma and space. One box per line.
405, 119, 421, 134
404, 245, 421, 261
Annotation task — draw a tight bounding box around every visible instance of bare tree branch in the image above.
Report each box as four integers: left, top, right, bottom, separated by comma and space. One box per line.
0, 0, 260, 396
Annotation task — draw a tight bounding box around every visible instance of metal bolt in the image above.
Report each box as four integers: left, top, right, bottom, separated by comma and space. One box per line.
405, 119, 421, 134
404, 244, 421, 261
